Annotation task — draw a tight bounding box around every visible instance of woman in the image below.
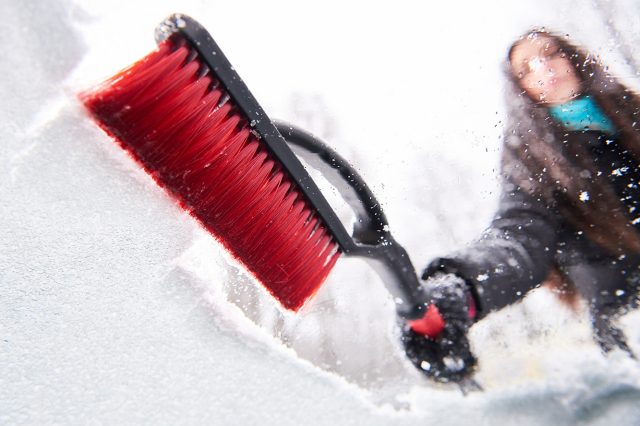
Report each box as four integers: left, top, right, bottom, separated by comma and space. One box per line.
402, 30, 640, 383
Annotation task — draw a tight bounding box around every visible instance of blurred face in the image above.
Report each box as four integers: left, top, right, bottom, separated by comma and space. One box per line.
509, 34, 582, 105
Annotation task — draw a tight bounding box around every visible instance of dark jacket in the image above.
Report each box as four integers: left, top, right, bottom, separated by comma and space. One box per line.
423, 130, 640, 342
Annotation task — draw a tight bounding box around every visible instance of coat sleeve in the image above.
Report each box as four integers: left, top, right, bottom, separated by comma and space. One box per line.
423, 181, 560, 319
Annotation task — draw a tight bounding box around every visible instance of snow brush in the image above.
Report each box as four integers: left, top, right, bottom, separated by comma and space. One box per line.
80, 14, 429, 319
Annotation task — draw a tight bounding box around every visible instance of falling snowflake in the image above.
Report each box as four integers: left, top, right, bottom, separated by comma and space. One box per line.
579, 191, 590, 202
611, 166, 629, 176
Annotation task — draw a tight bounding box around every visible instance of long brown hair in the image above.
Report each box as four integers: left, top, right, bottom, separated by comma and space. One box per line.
503, 30, 640, 255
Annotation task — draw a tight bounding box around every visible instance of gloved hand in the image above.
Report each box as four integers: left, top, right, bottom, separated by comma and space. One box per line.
400, 273, 477, 383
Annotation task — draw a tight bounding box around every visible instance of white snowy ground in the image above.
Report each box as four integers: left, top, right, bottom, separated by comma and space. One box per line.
3, 0, 640, 424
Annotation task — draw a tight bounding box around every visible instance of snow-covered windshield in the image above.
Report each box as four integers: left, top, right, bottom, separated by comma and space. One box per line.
3, 0, 640, 424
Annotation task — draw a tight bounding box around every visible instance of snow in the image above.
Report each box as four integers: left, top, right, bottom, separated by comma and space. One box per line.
3, 0, 640, 424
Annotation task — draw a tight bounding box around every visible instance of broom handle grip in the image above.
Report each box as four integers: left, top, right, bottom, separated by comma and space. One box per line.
275, 121, 427, 319
274, 121, 387, 246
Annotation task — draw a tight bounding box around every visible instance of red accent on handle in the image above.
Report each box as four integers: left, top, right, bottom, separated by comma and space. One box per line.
467, 293, 477, 320
409, 305, 446, 338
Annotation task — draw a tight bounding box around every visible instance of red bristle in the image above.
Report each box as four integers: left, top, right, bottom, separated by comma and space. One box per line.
81, 39, 341, 311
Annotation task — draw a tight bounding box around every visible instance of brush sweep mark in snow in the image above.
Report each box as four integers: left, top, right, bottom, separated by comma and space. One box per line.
81, 14, 430, 318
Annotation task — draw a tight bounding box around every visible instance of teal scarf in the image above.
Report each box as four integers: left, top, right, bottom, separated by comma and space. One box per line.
548, 95, 616, 135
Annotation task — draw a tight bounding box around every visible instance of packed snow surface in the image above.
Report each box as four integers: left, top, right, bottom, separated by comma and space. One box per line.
2, 0, 640, 424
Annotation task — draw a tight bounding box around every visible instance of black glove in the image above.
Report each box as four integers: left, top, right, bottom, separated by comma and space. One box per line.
400, 273, 477, 383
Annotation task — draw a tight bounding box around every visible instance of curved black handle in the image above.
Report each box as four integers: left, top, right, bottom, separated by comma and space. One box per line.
274, 121, 388, 248
275, 121, 427, 319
